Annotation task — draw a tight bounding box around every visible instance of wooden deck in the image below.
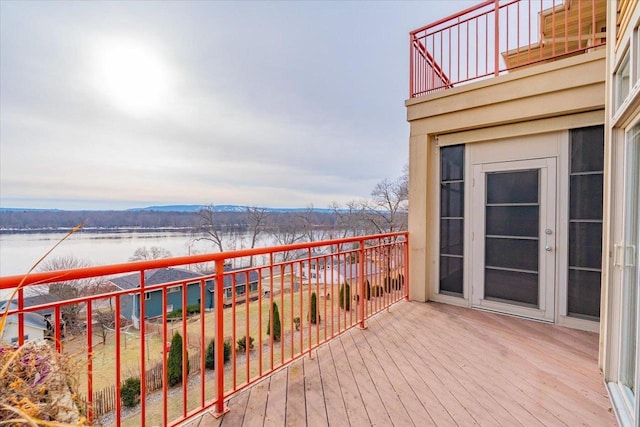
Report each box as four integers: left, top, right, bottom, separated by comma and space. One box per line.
183, 301, 616, 427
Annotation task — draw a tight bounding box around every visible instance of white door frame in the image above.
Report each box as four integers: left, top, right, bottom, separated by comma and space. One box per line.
471, 157, 557, 322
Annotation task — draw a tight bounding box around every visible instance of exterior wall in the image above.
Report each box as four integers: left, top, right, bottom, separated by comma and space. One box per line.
406, 50, 605, 330
1, 322, 45, 344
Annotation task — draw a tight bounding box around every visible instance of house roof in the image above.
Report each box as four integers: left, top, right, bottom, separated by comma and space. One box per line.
0, 300, 48, 330
111, 267, 204, 291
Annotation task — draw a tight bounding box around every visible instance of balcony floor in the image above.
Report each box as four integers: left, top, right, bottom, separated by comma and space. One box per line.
184, 301, 616, 426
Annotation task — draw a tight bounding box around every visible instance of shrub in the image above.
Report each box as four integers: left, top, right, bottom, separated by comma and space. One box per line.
309, 292, 320, 324
293, 317, 301, 331
396, 274, 405, 290
372, 285, 384, 297
237, 335, 255, 352
339, 282, 351, 311
384, 276, 392, 293
167, 304, 201, 319
266, 302, 282, 341
121, 377, 141, 408
205, 338, 231, 370
365, 280, 371, 300
167, 332, 189, 386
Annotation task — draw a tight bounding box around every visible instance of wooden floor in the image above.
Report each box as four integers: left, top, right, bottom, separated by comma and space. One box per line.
182, 301, 616, 427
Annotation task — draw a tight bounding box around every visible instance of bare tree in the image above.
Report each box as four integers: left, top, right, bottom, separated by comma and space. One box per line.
196, 205, 226, 252
128, 246, 172, 261
93, 307, 116, 346
37, 256, 104, 335
245, 206, 269, 266
329, 200, 367, 239
268, 216, 306, 263
364, 168, 408, 233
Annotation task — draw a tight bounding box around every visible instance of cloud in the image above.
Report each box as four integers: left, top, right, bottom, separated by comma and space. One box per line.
0, 1, 476, 210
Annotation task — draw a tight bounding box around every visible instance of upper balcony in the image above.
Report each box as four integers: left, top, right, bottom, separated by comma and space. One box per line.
410, 0, 607, 98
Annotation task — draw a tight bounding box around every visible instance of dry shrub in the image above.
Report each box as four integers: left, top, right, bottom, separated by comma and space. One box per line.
1, 222, 89, 425
0, 340, 86, 425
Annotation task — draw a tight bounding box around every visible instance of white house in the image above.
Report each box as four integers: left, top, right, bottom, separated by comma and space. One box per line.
0, 300, 48, 344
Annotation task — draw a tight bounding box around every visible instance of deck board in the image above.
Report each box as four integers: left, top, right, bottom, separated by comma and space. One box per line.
193, 301, 616, 427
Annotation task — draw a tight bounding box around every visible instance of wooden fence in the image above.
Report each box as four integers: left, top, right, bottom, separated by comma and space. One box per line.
82, 350, 202, 418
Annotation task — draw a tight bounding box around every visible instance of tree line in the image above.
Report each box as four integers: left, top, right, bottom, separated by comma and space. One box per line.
0, 169, 408, 238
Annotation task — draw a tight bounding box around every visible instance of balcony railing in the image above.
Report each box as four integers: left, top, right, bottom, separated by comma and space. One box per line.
409, 0, 607, 97
0, 232, 408, 426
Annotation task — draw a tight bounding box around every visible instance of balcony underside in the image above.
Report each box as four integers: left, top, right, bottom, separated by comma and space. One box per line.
187, 301, 616, 426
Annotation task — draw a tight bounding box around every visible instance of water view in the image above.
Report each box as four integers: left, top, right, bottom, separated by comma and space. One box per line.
0, 230, 252, 277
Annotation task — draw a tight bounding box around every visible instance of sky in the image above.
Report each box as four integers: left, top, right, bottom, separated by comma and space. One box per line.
0, 0, 476, 211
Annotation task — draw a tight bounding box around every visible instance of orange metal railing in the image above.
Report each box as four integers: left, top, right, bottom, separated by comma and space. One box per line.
410, 0, 606, 97
0, 232, 408, 426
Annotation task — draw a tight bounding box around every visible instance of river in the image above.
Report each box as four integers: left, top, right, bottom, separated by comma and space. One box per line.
0, 230, 262, 278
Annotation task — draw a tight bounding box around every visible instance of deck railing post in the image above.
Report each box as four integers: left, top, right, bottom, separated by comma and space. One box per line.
213, 259, 229, 418
404, 234, 410, 301
358, 239, 367, 330
494, 0, 500, 76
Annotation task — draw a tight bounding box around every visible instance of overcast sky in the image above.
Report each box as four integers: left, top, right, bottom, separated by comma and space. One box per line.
0, 0, 475, 211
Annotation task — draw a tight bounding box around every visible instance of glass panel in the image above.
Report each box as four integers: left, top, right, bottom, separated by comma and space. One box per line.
567, 269, 601, 318
570, 174, 604, 220
441, 145, 464, 181
616, 52, 630, 109
440, 219, 463, 256
441, 183, 464, 217
569, 222, 603, 269
440, 256, 463, 295
487, 170, 539, 204
621, 125, 639, 394
485, 238, 539, 272
570, 126, 605, 173
485, 268, 538, 306
486, 206, 539, 237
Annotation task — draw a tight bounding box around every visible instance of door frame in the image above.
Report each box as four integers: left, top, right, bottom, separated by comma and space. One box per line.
470, 157, 557, 322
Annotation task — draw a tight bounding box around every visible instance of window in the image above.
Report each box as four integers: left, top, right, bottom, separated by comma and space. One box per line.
166, 305, 173, 313
144, 292, 151, 300
225, 288, 232, 298
568, 126, 604, 320
616, 51, 631, 110
250, 282, 258, 292
439, 144, 465, 296
236, 285, 246, 296
168, 286, 180, 293
11, 335, 29, 344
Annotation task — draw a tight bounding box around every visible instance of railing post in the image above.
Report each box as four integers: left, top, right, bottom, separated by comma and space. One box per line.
494, 0, 500, 76
213, 259, 229, 418
409, 33, 414, 98
404, 234, 410, 301
358, 239, 367, 330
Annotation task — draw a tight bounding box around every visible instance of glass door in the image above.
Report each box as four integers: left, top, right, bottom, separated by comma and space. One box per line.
619, 124, 639, 421
471, 158, 556, 321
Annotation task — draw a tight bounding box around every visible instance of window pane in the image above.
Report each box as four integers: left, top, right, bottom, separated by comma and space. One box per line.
485, 268, 538, 306
440, 256, 463, 294
486, 206, 539, 237
567, 269, 601, 318
616, 53, 630, 109
441, 145, 464, 181
486, 238, 539, 272
441, 182, 464, 217
487, 170, 539, 204
440, 219, 463, 255
569, 222, 603, 269
570, 174, 603, 220
570, 126, 604, 172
